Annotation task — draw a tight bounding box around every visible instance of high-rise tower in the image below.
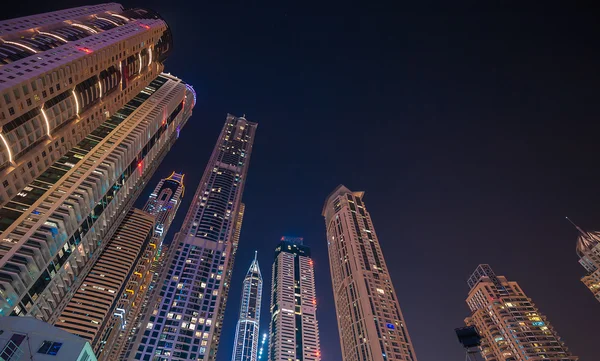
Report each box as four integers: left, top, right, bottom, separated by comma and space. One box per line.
54, 208, 156, 359
322, 185, 418, 361
127, 114, 257, 361
143, 172, 186, 247
568, 220, 600, 302
0, 4, 195, 322
231, 252, 262, 361
268, 237, 321, 361
0, 4, 175, 205
114, 172, 186, 360
465, 264, 577, 361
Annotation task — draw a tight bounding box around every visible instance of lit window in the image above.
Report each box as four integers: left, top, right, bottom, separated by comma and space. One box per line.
38, 341, 63, 355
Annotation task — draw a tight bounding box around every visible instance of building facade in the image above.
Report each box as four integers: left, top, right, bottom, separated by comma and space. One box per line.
116, 172, 186, 360
322, 185, 418, 361
0, 315, 97, 361
465, 264, 577, 361
231, 252, 262, 361
127, 114, 257, 361
143, 172, 186, 247
0, 4, 195, 323
0, 4, 174, 205
268, 237, 321, 361
569, 221, 600, 302
53, 208, 155, 358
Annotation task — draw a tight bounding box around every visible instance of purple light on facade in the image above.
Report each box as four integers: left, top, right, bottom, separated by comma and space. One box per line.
185, 84, 196, 106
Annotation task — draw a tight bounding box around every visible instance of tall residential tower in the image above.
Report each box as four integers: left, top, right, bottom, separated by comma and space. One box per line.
465, 264, 577, 361
323, 185, 418, 361
116, 172, 186, 359
0, 3, 195, 322
54, 208, 156, 359
231, 253, 263, 361
143, 172, 186, 247
0, 4, 174, 204
268, 237, 321, 361
127, 114, 257, 361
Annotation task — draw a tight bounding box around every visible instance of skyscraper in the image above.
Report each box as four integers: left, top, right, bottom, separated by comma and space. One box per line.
0, 4, 195, 322
143, 172, 186, 248
231, 252, 263, 361
322, 185, 418, 361
568, 220, 600, 302
116, 172, 187, 360
127, 114, 257, 361
54, 208, 155, 359
0, 4, 173, 205
268, 237, 321, 361
465, 264, 578, 361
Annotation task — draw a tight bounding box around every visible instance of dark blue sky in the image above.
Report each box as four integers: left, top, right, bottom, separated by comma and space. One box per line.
5, 1, 600, 360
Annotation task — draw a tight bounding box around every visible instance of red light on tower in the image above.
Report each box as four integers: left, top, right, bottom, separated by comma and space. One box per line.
78, 47, 93, 54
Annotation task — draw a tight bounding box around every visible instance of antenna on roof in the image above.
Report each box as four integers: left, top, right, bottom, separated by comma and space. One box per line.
566, 217, 586, 235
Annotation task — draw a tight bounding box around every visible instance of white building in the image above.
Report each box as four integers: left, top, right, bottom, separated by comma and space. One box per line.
0, 4, 196, 323
268, 237, 321, 361
322, 185, 418, 361
0, 316, 96, 361
465, 264, 577, 361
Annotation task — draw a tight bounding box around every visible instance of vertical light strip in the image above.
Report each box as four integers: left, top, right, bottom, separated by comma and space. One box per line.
0, 133, 13, 164
72, 90, 79, 115
40, 107, 51, 137
138, 53, 143, 74
148, 47, 152, 67
98, 80, 103, 98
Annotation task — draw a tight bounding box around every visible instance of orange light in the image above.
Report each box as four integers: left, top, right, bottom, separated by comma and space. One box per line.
78, 47, 93, 54
140, 23, 150, 29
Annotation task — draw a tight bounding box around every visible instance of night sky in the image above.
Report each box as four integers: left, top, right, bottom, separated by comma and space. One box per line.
4, 2, 600, 360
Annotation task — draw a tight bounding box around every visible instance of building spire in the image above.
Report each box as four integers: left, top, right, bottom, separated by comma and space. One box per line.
566, 217, 600, 255
566, 216, 587, 236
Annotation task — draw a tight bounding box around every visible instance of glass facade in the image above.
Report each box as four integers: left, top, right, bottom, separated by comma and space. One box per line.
231, 254, 262, 361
